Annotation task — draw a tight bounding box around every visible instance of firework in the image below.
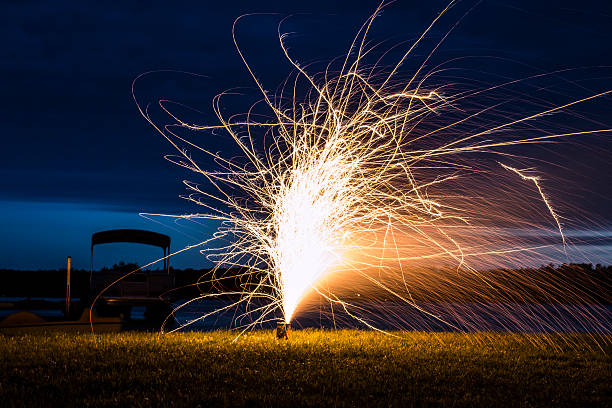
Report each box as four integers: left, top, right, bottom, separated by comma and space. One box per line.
133, 1, 611, 345
276, 322, 290, 339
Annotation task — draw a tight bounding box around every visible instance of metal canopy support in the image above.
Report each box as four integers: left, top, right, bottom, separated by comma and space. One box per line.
90, 229, 172, 281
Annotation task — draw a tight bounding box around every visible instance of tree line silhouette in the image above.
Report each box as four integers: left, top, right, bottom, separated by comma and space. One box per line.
0, 263, 610, 304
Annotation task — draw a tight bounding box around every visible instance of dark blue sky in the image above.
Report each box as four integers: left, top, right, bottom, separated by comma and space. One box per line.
1, 0, 611, 270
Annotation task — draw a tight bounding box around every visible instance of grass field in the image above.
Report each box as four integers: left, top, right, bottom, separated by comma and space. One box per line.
0, 330, 610, 407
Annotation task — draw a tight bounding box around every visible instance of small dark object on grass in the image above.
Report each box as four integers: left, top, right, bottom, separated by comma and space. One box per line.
276, 322, 290, 339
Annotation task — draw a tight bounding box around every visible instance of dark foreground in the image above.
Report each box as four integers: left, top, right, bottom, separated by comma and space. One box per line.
0, 331, 610, 407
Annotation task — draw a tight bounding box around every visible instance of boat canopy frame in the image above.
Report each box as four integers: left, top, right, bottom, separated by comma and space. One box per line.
90, 229, 171, 277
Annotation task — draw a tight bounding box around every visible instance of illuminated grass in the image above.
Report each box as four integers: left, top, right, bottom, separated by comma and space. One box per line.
0, 330, 610, 407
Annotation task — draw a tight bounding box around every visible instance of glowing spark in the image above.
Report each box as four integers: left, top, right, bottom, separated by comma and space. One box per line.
499, 163, 566, 248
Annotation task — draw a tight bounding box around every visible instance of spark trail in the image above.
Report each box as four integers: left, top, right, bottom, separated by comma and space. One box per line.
499, 163, 566, 248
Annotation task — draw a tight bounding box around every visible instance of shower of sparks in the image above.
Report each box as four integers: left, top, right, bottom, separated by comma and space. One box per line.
133, 1, 611, 343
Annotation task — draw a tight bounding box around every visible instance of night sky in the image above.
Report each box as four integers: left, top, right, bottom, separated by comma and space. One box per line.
1, 0, 611, 270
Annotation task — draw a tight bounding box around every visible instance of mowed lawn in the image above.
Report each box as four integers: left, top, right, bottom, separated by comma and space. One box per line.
0, 330, 610, 407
